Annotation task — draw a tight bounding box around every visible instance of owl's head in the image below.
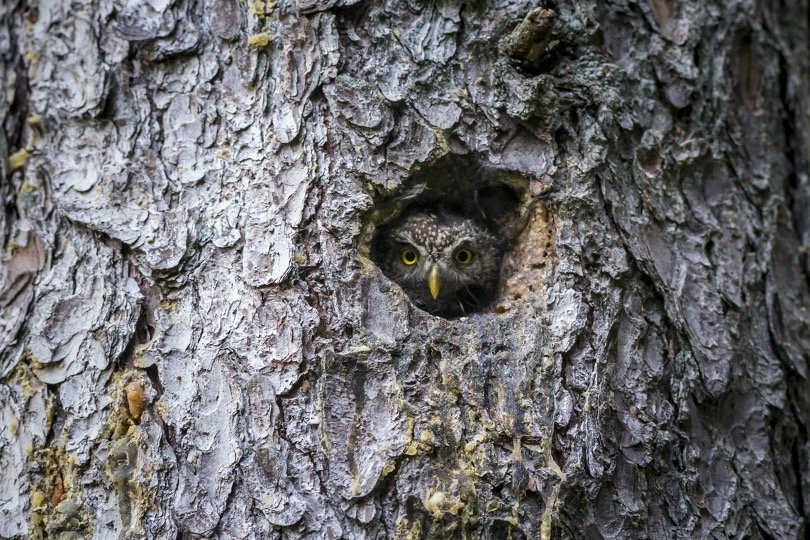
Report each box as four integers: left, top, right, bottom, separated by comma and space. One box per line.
378, 210, 502, 316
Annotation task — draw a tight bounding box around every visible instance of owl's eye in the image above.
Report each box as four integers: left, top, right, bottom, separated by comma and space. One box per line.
454, 249, 474, 265
400, 248, 419, 265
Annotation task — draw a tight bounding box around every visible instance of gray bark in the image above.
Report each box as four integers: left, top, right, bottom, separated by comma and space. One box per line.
1, 0, 808, 538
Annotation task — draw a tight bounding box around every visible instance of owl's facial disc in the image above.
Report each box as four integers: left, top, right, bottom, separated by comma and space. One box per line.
383, 211, 501, 315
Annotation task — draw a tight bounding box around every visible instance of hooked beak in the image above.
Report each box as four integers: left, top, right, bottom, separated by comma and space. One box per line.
428, 265, 441, 299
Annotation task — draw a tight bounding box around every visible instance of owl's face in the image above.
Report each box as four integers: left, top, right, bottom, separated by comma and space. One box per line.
379, 211, 502, 316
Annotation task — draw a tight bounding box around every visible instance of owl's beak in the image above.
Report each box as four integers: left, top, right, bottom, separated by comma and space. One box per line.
428, 265, 441, 299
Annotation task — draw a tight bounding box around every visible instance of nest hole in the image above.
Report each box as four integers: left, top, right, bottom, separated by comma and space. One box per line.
365, 155, 540, 319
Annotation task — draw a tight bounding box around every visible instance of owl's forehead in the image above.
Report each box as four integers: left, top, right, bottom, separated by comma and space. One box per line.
393, 212, 477, 249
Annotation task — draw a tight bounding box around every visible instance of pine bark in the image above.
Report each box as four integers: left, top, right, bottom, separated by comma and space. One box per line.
1, 0, 808, 538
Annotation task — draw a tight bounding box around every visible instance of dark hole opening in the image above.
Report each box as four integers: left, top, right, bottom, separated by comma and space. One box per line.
368, 154, 529, 319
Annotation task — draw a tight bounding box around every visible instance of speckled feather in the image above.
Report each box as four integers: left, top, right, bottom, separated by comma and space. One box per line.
379, 211, 503, 316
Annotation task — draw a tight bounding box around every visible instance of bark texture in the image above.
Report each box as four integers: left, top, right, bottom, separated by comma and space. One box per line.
1, 0, 809, 538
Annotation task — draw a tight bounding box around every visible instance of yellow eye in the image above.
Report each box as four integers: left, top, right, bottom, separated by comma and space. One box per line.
454, 249, 473, 265
401, 248, 418, 265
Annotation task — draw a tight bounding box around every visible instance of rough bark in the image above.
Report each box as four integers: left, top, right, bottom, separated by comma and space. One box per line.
1, 0, 808, 538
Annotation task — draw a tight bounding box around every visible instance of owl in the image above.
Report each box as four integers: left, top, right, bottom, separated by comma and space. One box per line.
377, 210, 503, 316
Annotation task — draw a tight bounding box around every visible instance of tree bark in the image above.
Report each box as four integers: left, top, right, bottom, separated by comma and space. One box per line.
1, 0, 808, 538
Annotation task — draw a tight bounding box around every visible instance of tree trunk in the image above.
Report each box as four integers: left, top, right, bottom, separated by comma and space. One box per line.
1, 0, 808, 538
